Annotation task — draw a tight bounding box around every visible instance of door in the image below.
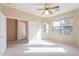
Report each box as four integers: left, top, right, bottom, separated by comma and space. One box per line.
0, 13, 7, 55
7, 18, 17, 42
17, 20, 27, 41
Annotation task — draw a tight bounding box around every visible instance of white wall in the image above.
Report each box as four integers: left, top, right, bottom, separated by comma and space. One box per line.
76, 9, 79, 47
28, 21, 42, 45
0, 13, 7, 55
28, 21, 38, 45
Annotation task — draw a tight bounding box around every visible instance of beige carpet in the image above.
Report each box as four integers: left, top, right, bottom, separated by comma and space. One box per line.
3, 40, 79, 56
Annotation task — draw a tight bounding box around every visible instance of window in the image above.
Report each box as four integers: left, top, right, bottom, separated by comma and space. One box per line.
44, 22, 49, 33
61, 18, 72, 34
52, 21, 61, 34
52, 17, 72, 35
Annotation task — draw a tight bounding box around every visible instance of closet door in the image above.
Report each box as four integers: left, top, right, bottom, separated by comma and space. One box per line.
7, 18, 17, 41
17, 20, 27, 41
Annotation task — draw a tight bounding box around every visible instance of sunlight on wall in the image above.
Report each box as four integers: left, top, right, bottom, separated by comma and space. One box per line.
28, 28, 55, 45
37, 29, 42, 41
37, 29, 56, 45
24, 47, 67, 53
28, 36, 40, 45
27, 29, 42, 45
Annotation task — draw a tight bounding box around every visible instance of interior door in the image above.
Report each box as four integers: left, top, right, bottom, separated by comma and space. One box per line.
0, 13, 7, 55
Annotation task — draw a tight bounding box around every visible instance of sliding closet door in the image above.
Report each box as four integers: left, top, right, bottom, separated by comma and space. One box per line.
17, 20, 27, 41
7, 18, 17, 41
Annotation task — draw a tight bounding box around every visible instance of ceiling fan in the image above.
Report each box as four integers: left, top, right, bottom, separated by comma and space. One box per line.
37, 3, 60, 15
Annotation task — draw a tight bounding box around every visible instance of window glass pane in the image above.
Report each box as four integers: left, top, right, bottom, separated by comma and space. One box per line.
52, 21, 61, 34
63, 26, 72, 34
44, 22, 49, 33
61, 17, 72, 34
53, 21, 61, 26
61, 18, 72, 26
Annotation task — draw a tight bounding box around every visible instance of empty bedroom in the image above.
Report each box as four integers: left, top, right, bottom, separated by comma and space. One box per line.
0, 3, 79, 56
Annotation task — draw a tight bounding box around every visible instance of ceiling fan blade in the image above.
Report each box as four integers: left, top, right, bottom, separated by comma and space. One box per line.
55, 8, 60, 11
44, 3, 48, 8
50, 6, 59, 9
37, 8, 45, 10
41, 11, 46, 15
48, 10, 53, 14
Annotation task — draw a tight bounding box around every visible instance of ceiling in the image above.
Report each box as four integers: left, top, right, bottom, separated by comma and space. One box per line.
3, 3, 79, 18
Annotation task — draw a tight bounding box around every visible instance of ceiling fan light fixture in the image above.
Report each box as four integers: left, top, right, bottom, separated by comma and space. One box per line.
45, 11, 49, 15
37, 3, 60, 15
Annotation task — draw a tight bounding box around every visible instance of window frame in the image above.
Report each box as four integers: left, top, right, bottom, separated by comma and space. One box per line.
52, 17, 72, 35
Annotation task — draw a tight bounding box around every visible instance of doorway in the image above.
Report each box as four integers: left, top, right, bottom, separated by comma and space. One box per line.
7, 18, 28, 48
7, 18, 17, 48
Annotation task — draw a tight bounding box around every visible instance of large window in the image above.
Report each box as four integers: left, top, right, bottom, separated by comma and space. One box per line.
44, 22, 49, 33
52, 17, 72, 35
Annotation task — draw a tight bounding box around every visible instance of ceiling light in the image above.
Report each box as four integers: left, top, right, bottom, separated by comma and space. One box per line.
45, 11, 49, 15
